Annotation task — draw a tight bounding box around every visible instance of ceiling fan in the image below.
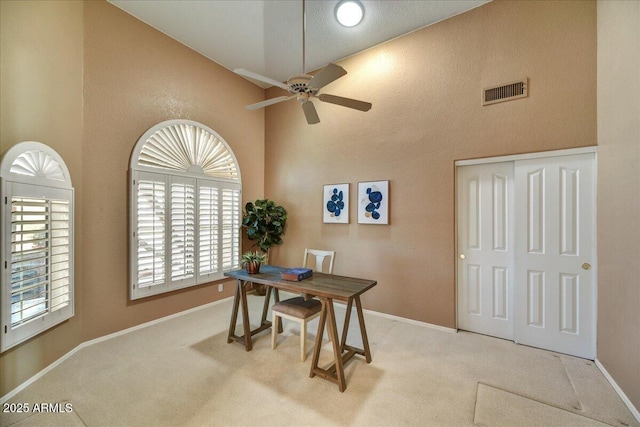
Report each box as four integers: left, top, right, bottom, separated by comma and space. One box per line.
234, 0, 372, 125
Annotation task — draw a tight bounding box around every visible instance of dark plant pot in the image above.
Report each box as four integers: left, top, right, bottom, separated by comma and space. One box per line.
254, 284, 267, 296
245, 262, 261, 274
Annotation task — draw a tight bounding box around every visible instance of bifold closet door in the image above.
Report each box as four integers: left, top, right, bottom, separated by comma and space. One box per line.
457, 162, 514, 340
513, 153, 596, 359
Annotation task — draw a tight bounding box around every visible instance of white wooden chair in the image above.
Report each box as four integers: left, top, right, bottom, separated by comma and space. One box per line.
302, 248, 335, 275
271, 248, 335, 361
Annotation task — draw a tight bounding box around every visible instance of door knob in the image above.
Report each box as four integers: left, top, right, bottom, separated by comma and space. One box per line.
582, 263, 591, 270
459, 254, 466, 259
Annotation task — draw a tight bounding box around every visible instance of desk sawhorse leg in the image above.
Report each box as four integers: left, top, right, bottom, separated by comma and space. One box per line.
227, 280, 281, 351
309, 295, 372, 392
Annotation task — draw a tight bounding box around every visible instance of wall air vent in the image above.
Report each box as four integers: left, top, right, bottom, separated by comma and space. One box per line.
482, 78, 528, 106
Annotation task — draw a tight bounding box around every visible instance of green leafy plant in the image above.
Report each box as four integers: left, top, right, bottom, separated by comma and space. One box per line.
241, 250, 268, 274
241, 250, 268, 266
242, 199, 288, 255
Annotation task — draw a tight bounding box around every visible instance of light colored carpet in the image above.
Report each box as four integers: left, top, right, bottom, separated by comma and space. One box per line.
474, 384, 610, 427
1, 294, 637, 427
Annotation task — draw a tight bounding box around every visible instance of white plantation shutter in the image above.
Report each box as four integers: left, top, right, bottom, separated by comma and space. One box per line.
7, 190, 73, 341
198, 183, 219, 278
10, 197, 50, 327
1, 142, 74, 352
221, 188, 241, 271
170, 178, 195, 284
130, 120, 241, 300
136, 174, 166, 288
137, 122, 239, 180
49, 200, 71, 312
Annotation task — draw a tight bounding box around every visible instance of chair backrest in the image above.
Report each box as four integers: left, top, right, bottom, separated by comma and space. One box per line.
303, 248, 335, 274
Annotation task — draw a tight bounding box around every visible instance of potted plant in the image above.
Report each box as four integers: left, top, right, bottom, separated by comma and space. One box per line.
242, 199, 288, 255
242, 199, 287, 291
241, 250, 267, 274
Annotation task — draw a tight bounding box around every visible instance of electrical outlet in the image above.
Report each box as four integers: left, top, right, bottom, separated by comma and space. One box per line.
218, 284, 223, 292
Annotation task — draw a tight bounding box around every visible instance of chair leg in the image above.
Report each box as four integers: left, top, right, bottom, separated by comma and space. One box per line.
301, 319, 307, 362
271, 312, 279, 350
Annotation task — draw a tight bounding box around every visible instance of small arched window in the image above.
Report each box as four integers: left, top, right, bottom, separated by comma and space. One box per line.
0, 141, 75, 352
129, 120, 242, 299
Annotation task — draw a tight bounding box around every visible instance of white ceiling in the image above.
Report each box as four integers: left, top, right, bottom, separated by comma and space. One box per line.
109, 0, 490, 88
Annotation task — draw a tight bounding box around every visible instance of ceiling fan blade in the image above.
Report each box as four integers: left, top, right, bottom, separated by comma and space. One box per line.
318, 94, 372, 112
234, 68, 289, 90
245, 96, 294, 110
308, 63, 347, 90
301, 100, 320, 124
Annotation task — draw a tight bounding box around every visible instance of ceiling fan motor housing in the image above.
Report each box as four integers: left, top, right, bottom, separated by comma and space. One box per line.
287, 75, 318, 95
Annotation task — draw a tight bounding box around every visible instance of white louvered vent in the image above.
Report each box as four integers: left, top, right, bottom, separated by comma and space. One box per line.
221, 188, 241, 271
198, 184, 220, 275
138, 123, 239, 180
1, 141, 75, 352
483, 78, 528, 106
130, 120, 242, 300
136, 178, 166, 287
170, 181, 195, 282
10, 150, 66, 181
10, 197, 71, 327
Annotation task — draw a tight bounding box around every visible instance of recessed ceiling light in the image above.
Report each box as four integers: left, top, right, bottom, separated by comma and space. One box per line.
335, 0, 364, 27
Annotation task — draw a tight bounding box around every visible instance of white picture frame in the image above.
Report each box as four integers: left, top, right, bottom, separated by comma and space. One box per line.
358, 180, 389, 224
323, 183, 349, 223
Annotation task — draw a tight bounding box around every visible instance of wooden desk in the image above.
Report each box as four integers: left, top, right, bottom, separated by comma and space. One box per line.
224, 265, 377, 392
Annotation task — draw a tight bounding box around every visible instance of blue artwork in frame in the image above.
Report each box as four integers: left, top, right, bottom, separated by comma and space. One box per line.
323, 183, 349, 223
358, 180, 389, 224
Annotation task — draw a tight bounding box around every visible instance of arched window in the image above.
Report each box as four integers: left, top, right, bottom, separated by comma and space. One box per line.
129, 120, 242, 300
0, 141, 74, 351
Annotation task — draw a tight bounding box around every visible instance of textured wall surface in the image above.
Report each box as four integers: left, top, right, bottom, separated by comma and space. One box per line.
2, 0, 614, 404
264, 0, 597, 327
0, 0, 265, 395
0, 0, 84, 397
82, 0, 264, 341
596, 0, 640, 411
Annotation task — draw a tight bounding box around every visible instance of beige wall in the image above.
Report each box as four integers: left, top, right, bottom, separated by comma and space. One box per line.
81, 1, 264, 341
0, 0, 84, 397
597, 0, 640, 411
0, 0, 265, 395
8, 0, 635, 412
265, 0, 597, 327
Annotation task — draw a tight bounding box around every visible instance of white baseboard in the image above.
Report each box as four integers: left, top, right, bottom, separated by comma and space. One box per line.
595, 358, 640, 423
1, 341, 87, 405
0, 297, 232, 404
362, 307, 457, 333
7, 295, 636, 422
271, 291, 457, 333
81, 296, 233, 347
2, 296, 455, 403
267, 291, 458, 336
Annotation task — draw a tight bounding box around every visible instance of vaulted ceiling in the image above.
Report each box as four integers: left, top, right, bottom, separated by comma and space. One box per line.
109, 0, 490, 88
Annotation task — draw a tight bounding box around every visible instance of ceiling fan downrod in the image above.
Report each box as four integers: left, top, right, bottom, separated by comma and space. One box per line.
302, 0, 306, 75
233, 0, 372, 125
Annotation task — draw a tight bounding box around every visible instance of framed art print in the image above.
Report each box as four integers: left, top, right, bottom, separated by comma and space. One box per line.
358, 180, 389, 224
323, 183, 349, 223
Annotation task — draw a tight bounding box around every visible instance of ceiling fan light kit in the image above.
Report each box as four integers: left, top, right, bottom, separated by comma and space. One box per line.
335, 0, 364, 27
234, 0, 372, 125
